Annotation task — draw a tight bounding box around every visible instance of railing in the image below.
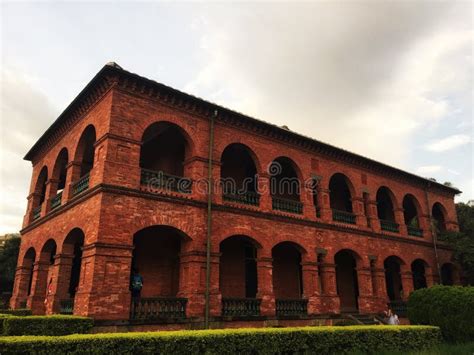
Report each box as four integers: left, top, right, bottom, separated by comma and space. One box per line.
130, 297, 187, 320
407, 226, 423, 237
380, 219, 399, 233
32, 206, 41, 221
272, 197, 303, 214
223, 192, 260, 206
140, 169, 192, 194
332, 209, 356, 224
222, 298, 261, 317
59, 299, 74, 315
50, 192, 63, 210
276, 298, 308, 316
388, 300, 407, 318
72, 173, 90, 196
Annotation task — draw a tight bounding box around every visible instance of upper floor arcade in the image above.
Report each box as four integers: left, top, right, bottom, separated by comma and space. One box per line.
22, 63, 460, 242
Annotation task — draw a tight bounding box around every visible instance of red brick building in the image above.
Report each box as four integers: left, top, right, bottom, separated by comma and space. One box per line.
11, 63, 462, 329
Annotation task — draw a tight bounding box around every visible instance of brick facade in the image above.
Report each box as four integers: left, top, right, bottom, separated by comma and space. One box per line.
11, 63, 462, 328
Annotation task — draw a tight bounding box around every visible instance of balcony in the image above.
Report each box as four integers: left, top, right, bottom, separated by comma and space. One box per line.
130, 297, 187, 320
140, 169, 192, 194
276, 299, 308, 316
272, 197, 303, 214
380, 219, 399, 233
407, 226, 423, 237
59, 298, 74, 315
332, 209, 356, 225
221, 298, 261, 317
223, 192, 260, 206
72, 173, 90, 196
50, 192, 63, 210
32, 206, 41, 221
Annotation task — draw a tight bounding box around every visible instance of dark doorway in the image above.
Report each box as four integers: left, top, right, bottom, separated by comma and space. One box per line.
411, 259, 427, 290
272, 242, 303, 299
384, 256, 403, 300
335, 250, 359, 312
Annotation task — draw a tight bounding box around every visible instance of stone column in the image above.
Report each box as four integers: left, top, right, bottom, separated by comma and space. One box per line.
301, 257, 319, 315
27, 261, 50, 315
256, 255, 275, 316
48, 253, 74, 314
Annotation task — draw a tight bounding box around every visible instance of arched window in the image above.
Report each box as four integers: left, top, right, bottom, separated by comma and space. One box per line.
221, 144, 259, 206
329, 173, 355, 224
384, 256, 404, 301
139, 122, 192, 194
403, 195, 423, 237
23, 248, 36, 297
270, 157, 302, 214
335, 249, 360, 312
50, 148, 68, 210
411, 259, 428, 290
72, 125, 96, 196
376, 187, 399, 233
432, 203, 447, 234
32, 166, 48, 221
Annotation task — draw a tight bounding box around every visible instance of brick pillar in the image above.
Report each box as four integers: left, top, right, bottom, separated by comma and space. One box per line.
44, 178, 59, 214
400, 266, 414, 301
27, 261, 50, 315
63, 161, 81, 202
371, 258, 388, 312
24, 192, 41, 226
256, 255, 275, 316
10, 266, 33, 309
317, 188, 332, 223
48, 253, 74, 314
301, 255, 319, 315
367, 200, 381, 233
356, 263, 375, 313
184, 157, 209, 203
425, 271, 435, 288
74, 243, 133, 320
419, 214, 431, 239
318, 260, 339, 313
394, 208, 407, 235
351, 197, 367, 228
258, 172, 272, 212
302, 181, 316, 220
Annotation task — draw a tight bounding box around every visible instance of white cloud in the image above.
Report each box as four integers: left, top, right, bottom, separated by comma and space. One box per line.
424, 134, 471, 152
417, 165, 442, 174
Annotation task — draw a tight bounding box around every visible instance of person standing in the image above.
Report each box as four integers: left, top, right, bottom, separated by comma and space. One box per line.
130, 268, 143, 299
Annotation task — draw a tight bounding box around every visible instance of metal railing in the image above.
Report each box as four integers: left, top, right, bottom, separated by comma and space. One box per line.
72, 173, 90, 196
272, 197, 303, 214
332, 209, 356, 224
32, 206, 41, 221
380, 219, 399, 233
59, 298, 74, 315
276, 298, 308, 316
407, 226, 423, 237
140, 169, 192, 194
50, 192, 63, 210
222, 298, 261, 317
130, 297, 187, 320
388, 300, 407, 318
223, 192, 260, 206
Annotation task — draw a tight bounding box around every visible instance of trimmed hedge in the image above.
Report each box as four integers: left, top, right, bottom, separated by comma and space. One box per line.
0, 326, 440, 354
0, 309, 32, 316
2, 315, 93, 336
408, 285, 474, 342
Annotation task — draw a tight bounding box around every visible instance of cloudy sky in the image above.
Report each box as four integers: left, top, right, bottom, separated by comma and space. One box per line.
0, 1, 472, 234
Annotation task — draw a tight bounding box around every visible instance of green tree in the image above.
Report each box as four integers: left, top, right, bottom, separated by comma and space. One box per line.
0, 234, 21, 293
438, 203, 474, 285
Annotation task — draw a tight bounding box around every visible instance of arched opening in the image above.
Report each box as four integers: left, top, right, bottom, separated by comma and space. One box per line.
411, 259, 428, 290
432, 203, 447, 234
32, 166, 48, 220
272, 242, 303, 299
335, 250, 359, 312
62, 228, 85, 300
51, 148, 68, 209
329, 173, 355, 224
75, 125, 96, 178
403, 195, 423, 237
139, 122, 191, 193
130, 225, 190, 320
37, 239, 57, 308
376, 187, 399, 232
221, 144, 259, 206
441, 263, 456, 285
384, 256, 404, 301
23, 248, 36, 297
270, 157, 302, 214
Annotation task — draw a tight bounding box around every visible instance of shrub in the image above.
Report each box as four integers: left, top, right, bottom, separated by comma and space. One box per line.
2, 315, 93, 336
0, 326, 440, 354
0, 309, 32, 316
0, 314, 12, 335
408, 285, 474, 342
